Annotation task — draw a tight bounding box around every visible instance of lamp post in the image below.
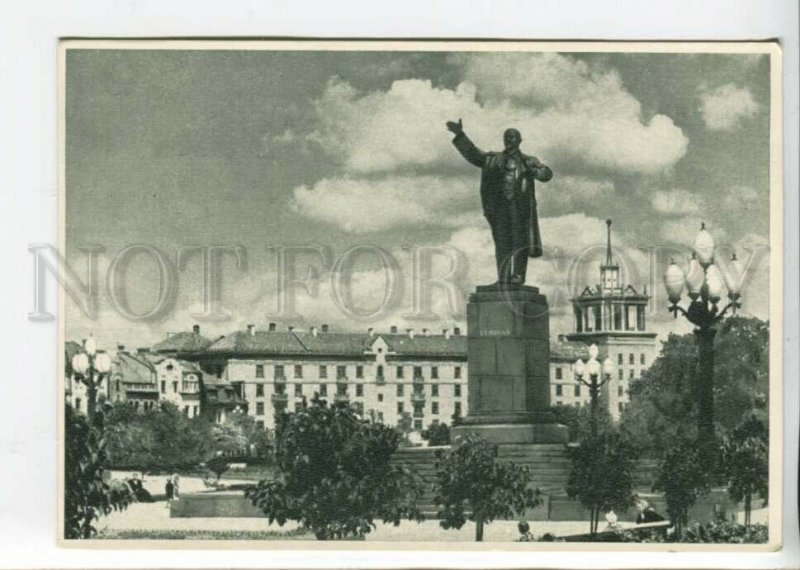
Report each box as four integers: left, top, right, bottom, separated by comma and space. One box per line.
70, 335, 112, 421
662, 222, 743, 456
574, 344, 616, 440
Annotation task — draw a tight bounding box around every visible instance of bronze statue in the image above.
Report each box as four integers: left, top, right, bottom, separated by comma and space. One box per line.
447, 119, 552, 287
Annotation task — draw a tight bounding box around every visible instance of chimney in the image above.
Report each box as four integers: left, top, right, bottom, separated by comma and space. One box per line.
443, 328, 451, 339
422, 328, 429, 336
321, 324, 329, 333
390, 325, 398, 334
192, 324, 200, 334
367, 327, 374, 337
117, 344, 126, 352
311, 326, 318, 337
453, 327, 461, 336
268, 322, 276, 332
288, 325, 295, 332
137, 347, 149, 354
247, 324, 255, 336
407, 328, 415, 339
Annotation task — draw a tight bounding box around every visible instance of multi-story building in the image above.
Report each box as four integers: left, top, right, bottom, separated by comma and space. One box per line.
192, 323, 469, 431
565, 220, 658, 420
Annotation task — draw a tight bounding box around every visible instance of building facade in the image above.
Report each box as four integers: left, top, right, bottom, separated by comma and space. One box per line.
565, 220, 658, 419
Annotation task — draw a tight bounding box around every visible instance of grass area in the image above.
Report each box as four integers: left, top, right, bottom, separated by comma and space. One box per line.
96, 527, 312, 540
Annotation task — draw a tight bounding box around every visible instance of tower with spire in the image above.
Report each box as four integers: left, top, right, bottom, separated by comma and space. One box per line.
565, 220, 657, 420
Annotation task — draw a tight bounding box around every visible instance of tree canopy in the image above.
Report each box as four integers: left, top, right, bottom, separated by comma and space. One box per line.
246, 397, 423, 540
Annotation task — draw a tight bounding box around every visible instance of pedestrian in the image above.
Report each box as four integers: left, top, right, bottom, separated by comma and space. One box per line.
516, 520, 535, 542
164, 475, 175, 508
172, 474, 180, 501
603, 510, 621, 531
635, 499, 665, 524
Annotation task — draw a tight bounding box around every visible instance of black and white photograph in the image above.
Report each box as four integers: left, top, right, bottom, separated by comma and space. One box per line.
57, 40, 782, 548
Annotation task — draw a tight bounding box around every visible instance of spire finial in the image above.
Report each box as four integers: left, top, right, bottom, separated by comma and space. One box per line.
605, 219, 613, 266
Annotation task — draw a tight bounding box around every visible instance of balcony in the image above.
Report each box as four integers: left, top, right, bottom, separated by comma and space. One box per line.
271, 392, 288, 405
412, 391, 426, 403
413, 375, 425, 383
334, 392, 349, 404
413, 410, 425, 418
375, 375, 386, 385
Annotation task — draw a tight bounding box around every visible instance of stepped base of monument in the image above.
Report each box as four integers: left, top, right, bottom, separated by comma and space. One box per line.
452, 422, 569, 444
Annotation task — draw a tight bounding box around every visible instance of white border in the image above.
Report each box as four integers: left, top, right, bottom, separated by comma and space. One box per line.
4, 0, 798, 568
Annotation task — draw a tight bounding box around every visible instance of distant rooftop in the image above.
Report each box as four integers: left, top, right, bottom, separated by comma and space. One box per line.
151, 325, 212, 354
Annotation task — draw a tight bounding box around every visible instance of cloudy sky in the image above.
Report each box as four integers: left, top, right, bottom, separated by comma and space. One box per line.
65, 47, 772, 349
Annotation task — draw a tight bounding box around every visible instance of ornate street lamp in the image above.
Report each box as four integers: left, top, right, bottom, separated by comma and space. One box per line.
574, 344, 616, 439
70, 335, 112, 421
662, 222, 743, 455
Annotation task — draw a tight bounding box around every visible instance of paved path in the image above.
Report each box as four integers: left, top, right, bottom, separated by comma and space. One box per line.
99, 473, 768, 542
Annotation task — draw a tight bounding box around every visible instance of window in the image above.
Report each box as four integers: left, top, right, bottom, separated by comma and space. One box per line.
614, 305, 623, 330
356, 365, 364, 379
256, 384, 264, 397
618, 385, 624, 397
432, 402, 439, 415
594, 306, 602, 331
431, 366, 439, 379
397, 384, 404, 397
397, 402, 404, 414
618, 369, 624, 380
116, 379, 120, 392
184, 406, 190, 415
414, 366, 423, 378
618, 402, 624, 413
640, 353, 646, 365
454, 402, 462, 417
629, 353, 635, 365
637, 305, 646, 330
575, 308, 583, 332
574, 385, 581, 397
454, 384, 462, 397
454, 366, 462, 379
275, 365, 285, 379
256, 420, 265, 430
396, 366, 404, 378
378, 393, 384, 402
161, 381, 166, 393
356, 384, 364, 397
556, 385, 563, 396
255, 364, 264, 378
377, 412, 384, 422
618, 353, 623, 365
337, 365, 347, 379
629, 369, 635, 379
193, 405, 198, 416
555, 367, 563, 380
319, 365, 327, 379
295, 383, 303, 396
414, 420, 423, 430
294, 364, 303, 378
319, 384, 327, 396
173, 381, 178, 393
377, 365, 384, 378
256, 402, 265, 415
432, 384, 439, 397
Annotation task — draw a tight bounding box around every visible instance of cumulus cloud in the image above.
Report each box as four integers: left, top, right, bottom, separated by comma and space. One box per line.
307, 54, 688, 175
291, 174, 482, 233
651, 189, 705, 215
543, 176, 614, 213
700, 84, 759, 130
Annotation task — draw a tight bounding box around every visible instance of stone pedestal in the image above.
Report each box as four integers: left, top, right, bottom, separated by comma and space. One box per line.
452, 284, 568, 444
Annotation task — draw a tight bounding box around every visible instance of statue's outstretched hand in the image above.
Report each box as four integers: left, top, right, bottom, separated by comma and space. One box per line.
446, 118, 463, 135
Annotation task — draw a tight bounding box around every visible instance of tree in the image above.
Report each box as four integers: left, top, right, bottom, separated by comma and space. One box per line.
64, 405, 133, 538
653, 438, 711, 538
422, 422, 451, 446
246, 397, 423, 540
433, 435, 541, 541
396, 411, 413, 442
566, 427, 637, 534
621, 317, 769, 459
722, 415, 768, 525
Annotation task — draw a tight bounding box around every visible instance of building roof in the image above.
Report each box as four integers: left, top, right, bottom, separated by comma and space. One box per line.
115, 352, 156, 384
151, 330, 212, 354
204, 328, 467, 358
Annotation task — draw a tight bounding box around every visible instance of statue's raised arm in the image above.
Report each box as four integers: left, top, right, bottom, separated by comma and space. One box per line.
447, 119, 486, 168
